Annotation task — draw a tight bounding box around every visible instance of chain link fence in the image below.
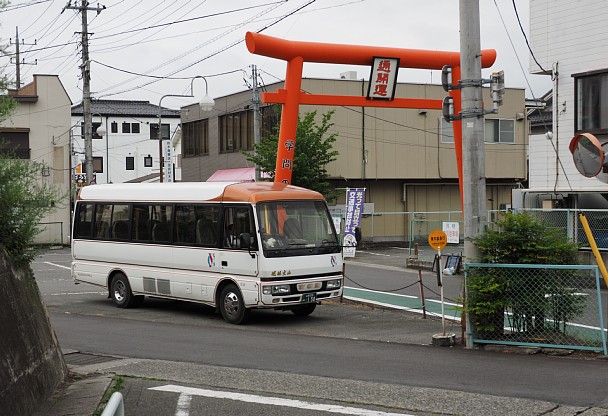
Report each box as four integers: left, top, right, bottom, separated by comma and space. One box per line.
465, 263, 607, 353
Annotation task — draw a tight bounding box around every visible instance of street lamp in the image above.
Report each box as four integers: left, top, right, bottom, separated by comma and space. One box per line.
158, 76, 214, 183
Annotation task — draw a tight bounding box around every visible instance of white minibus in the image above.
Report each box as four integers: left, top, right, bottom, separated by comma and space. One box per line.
71, 182, 343, 324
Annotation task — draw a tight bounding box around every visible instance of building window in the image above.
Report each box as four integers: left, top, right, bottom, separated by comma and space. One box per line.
574, 70, 608, 134
111, 122, 118, 133
132, 123, 140, 133
93, 156, 104, 173
144, 155, 153, 167
126, 156, 135, 170
485, 119, 514, 144
219, 110, 255, 153
440, 118, 454, 143
122, 122, 131, 133
0, 129, 30, 158
150, 123, 170, 140
183, 119, 209, 157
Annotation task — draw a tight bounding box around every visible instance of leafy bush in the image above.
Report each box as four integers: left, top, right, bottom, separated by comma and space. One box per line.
468, 212, 583, 338
0, 152, 63, 267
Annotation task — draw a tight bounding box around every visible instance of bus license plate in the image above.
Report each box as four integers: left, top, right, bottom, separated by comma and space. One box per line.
301, 293, 316, 303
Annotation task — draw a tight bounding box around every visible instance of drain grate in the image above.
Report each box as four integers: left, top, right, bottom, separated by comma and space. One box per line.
64, 352, 121, 366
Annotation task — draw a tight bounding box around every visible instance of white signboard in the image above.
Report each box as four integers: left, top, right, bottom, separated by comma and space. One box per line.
367, 57, 399, 100
164, 140, 174, 183
442, 222, 460, 244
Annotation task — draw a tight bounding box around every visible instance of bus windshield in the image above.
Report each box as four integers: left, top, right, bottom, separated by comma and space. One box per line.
256, 200, 340, 257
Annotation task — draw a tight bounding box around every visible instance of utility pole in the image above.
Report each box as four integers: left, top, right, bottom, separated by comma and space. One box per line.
459, 0, 485, 263
252, 64, 261, 181
65, 0, 105, 186
10, 27, 37, 89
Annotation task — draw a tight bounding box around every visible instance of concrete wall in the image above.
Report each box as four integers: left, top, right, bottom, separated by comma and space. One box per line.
3, 75, 73, 245
0, 247, 66, 414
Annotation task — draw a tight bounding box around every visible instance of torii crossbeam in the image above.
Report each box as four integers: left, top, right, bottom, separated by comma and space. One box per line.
246, 32, 496, 204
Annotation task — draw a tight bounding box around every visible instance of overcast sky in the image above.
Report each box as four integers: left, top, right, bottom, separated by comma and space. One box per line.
1, 0, 552, 110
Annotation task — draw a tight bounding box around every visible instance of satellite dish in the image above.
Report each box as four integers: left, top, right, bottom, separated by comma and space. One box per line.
569, 133, 604, 177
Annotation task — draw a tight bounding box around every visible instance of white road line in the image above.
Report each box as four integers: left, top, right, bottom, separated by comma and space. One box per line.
44, 261, 71, 270
45, 291, 105, 296
150, 385, 414, 416
175, 393, 192, 416
363, 252, 391, 257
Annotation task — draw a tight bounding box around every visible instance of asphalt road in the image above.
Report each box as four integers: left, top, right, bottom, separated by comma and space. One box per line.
33, 247, 608, 415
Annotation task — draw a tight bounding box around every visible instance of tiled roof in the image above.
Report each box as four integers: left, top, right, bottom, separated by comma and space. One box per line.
528, 111, 552, 125
71, 99, 181, 118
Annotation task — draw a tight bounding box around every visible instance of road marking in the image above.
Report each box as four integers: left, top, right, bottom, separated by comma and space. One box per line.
44, 261, 71, 270
150, 385, 415, 416
176, 393, 192, 416
363, 251, 391, 257
45, 291, 105, 296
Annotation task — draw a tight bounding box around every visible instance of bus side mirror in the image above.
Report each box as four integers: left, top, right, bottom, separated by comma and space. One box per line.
240, 233, 251, 249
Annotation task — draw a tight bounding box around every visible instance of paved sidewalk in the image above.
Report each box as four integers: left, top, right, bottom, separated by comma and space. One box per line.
38, 350, 608, 416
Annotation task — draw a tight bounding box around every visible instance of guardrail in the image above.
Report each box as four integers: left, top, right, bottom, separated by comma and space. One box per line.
101, 392, 124, 416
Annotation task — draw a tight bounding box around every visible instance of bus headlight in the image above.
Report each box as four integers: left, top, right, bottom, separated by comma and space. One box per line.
326, 279, 341, 289
263, 284, 291, 295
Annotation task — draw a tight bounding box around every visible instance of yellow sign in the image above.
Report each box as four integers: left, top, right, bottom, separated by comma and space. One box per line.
428, 230, 447, 251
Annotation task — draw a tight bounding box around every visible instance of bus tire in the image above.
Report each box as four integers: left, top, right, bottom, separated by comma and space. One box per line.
111, 273, 136, 309
219, 284, 250, 324
291, 302, 317, 316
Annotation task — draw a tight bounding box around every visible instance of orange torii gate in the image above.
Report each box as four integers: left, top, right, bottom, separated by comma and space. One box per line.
245, 32, 496, 204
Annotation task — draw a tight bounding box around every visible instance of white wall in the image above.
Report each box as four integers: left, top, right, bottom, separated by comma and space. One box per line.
530, 0, 608, 191
71, 115, 182, 183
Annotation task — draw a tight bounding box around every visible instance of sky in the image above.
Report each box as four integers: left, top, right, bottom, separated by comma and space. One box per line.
0, 0, 553, 111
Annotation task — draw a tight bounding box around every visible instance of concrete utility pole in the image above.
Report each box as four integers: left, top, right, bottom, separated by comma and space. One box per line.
65, 0, 105, 185
11, 27, 37, 89
459, 0, 486, 263
252, 64, 261, 181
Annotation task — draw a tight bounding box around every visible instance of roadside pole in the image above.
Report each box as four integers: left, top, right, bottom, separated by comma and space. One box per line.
428, 230, 455, 346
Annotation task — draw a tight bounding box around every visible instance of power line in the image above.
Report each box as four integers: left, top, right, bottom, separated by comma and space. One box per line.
93, 2, 286, 41
510, 0, 550, 75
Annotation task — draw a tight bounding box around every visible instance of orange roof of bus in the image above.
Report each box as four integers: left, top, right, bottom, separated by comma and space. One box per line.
76, 182, 324, 203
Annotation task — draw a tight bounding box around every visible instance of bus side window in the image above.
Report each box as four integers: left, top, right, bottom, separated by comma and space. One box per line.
195, 205, 220, 247
223, 206, 256, 250
75, 202, 94, 239
175, 205, 195, 244
151, 204, 172, 243
132, 205, 151, 241
94, 204, 112, 239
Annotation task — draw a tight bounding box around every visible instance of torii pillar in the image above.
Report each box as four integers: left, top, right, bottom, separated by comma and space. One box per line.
246, 32, 496, 206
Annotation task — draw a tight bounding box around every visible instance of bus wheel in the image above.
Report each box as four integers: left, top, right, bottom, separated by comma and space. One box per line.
111, 273, 136, 309
291, 302, 317, 316
219, 284, 250, 324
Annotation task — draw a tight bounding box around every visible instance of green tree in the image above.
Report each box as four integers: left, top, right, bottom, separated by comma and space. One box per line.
244, 110, 339, 200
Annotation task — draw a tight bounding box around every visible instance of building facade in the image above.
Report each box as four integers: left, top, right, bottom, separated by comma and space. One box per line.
71, 100, 182, 184
2, 75, 72, 245
524, 0, 608, 208
181, 78, 527, 241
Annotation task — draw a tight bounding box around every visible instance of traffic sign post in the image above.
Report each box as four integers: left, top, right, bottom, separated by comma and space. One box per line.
428, 230, 455, 346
